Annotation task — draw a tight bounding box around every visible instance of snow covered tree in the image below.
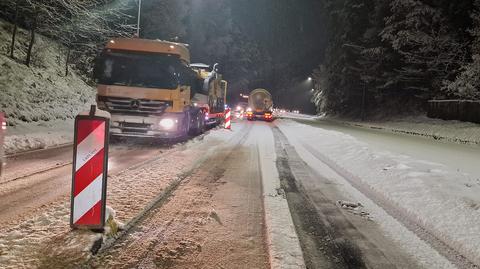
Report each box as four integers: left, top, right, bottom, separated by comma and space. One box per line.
313, 0, 476, 116
381, 0, 467, 97
141, 0, 189, 41
0, 0, 134, 73
314, 0, 383, 115
442, 0, 480, 99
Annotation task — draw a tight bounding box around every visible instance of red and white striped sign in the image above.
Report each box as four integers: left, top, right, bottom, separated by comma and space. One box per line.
224, 108, 231, 129
71, 115, 109, 229
0, 112, 5, 131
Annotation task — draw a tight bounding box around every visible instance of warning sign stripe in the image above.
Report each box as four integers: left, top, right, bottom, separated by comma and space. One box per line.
73, 148, 105, 196
72, 174, 103, 223
75, 122, 106, 171
76, 120, 105, 144
75, 200, 102, 225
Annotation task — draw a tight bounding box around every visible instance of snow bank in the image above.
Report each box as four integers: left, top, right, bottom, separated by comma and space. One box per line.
280, 112, 480, 145
328, 115, 480, 145
3, 120, 73, 155
276, 119, 480, 266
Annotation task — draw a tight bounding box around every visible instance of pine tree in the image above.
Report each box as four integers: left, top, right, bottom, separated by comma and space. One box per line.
381, 0, 467, 97
442, 0, 480, 99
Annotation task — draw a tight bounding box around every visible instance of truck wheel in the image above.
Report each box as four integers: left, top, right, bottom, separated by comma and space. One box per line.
189, 110, 205, 136
179, 112, 190, 139
198, 111, 206, 134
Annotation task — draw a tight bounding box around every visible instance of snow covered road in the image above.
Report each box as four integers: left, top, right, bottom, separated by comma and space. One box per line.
276, 118, 480, 268
1, 118, 479, 268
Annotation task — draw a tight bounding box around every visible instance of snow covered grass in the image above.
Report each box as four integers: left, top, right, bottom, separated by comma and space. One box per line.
0, 19, 95, 153
329, 115, 480, 145
276, 119, 480, 266
280, 112, 480, 145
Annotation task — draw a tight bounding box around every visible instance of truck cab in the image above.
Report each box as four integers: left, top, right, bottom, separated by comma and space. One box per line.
94, 38, 205, 139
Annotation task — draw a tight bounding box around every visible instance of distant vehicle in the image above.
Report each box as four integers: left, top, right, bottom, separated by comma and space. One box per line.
190, 63, 228, 126
94, 38, 206, 139
233, 109, 244, 119
232, 103, 247, 120
246, 89, 274, 122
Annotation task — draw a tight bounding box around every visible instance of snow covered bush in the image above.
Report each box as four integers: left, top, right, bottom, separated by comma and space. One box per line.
442, 56, 480, 100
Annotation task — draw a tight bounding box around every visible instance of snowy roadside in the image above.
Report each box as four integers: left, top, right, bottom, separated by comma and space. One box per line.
276, 119, 480, 267
4, 120, 74, 155
0, 125, 242, 268
334, 116, 480, 145
280, 113, 480, 145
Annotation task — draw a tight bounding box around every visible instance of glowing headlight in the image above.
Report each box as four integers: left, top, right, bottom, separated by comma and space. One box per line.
159, 118, 175, 129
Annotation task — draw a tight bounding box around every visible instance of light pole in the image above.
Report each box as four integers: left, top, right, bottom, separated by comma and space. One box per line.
136, 0, 142, 37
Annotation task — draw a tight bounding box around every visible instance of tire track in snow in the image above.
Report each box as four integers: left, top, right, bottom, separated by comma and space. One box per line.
90, 123, 254, 259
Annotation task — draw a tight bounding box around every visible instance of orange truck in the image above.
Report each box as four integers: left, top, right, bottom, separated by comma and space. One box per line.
93, 38, 206, 139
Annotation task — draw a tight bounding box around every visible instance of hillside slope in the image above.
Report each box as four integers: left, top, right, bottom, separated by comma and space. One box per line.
0, 19, 95, 126
0, 19, 95, 153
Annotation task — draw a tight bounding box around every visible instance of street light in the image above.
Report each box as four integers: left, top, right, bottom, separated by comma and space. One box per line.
307, 77, 312, 81
136, 0, 142, 37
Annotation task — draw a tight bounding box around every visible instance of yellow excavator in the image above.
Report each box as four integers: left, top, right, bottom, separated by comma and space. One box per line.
190, 63, 228, 126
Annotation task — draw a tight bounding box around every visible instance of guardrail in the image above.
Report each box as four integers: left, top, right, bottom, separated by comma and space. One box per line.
427, 100, 480, 124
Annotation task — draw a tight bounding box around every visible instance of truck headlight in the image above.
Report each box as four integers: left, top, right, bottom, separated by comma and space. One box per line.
159, 119, 175, 129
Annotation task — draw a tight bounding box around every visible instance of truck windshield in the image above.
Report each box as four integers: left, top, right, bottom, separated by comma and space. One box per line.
94, 50, 189, 89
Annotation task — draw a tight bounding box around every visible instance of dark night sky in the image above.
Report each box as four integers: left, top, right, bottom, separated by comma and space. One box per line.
139, 0, 326, 113
227, 0, 325, 113
137, 0, 480, 116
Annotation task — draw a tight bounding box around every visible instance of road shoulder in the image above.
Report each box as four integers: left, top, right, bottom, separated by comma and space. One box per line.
287, 114, 480, 146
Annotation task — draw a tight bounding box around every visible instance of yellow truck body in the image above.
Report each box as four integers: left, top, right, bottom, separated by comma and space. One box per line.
94, 38, 205, 138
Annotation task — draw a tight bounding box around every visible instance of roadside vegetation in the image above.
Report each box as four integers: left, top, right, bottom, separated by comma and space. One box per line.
313, 0, 480, 117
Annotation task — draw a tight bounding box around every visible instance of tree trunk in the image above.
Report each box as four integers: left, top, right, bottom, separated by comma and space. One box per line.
65, 47, 71, 76
10, 0, 19, 59
25, 12, 37, 67
361, 84, 366, 121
